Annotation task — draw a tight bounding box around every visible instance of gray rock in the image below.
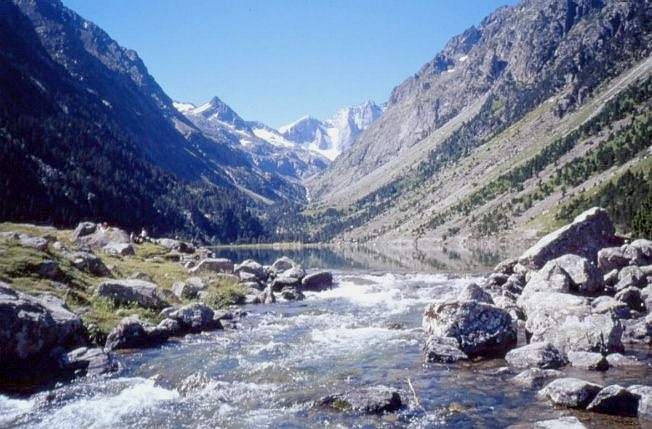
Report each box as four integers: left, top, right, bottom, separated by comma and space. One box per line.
519, 292, 622, 354
168, 303, 222, 333
512, 368, 564, 389
597, 247, 629, 273
615, 286, 644, 311
71, 222, 97, 242
519, 263, 573, 301
319, 386, 402, 415
156, 238, 194, 254
631, 239, 652, 260
603, 269, 619, 286
567, 351, 609, 371
494, 258, 518, 275
302, 271, 334, 291
591, 296, 630, 319
553, 254, 603, 295
280, 287, 305, 301
505, 342, 566, 369
189, 258, 234, 274
518, 208, 620, 270
621, 314, 652, 344
155, 318, 181, 337
234, 259, 267, 282
252, 286, 276, 304
271, 256, 297, 273
18, 234, 49, 251
76, 227, 130, 250
605, 353, 646, 368
538, 377, 602, 409
615, 266, 647, 291
69, 251, 111, 276
423, 299, 516, 357
586, 384, 640, 416
96, 279, 168, 309
457, 282, 493, 304
423, 335, 468, 363
104, 316, 169, 351
0, 284, 86, 366
102, 242, 135, 256
58, 346, 118, 376
172, 277, 205, 300
271, 275, 301, 292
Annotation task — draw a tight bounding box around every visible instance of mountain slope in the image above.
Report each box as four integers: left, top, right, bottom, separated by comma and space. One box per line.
0, 0, 304, 242
307, 0, 652, 245
280, 101, 383, 160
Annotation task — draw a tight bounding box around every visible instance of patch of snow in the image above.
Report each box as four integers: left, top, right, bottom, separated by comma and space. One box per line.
459, 55, 468, 63
173, 101, 196, 113
252, 128, 295, 148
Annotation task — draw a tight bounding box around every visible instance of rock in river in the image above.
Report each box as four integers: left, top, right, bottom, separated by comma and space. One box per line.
423, 335, 468, 363
538, 377, 602, 409
423, 299, 516, 357
319, 386, 403, 415
302, 271, 334, 291
505, 342, 566, 369
586, 384, 640, 416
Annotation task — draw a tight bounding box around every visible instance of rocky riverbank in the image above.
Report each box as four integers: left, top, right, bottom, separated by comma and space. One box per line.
422, 207, 652, 424
0, 222, 333, 393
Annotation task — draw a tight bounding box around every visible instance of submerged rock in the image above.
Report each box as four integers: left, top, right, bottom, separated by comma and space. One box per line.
538, 377, 602, 409
319, 386, 402, 415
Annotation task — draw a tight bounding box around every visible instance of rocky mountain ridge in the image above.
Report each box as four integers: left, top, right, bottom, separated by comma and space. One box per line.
306, 0, 652, 246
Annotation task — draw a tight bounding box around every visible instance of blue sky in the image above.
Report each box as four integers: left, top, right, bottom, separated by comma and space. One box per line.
64, 0, 516, 128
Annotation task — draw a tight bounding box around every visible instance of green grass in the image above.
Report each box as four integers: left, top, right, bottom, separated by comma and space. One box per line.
0, 224, 228, 342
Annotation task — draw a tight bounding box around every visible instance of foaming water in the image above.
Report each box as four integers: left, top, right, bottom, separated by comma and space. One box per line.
2, 268, 651, 428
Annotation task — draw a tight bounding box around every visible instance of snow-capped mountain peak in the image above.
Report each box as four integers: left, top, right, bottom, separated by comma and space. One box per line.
279, 101, 383, 160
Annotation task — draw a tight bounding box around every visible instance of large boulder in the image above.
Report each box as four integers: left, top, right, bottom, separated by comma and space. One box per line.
518, 292, 622, 353
234, 260, 267, 282
302, 271, 334, 292
96, 279, 168, 309
538, 377, 602, 409
319, 386, 402, 415
189, 258, 234, 274
0, 283, 86, 367
586, 385, 640, 416
423, 299, 516, 357
423, 335, 468, 363
518, 208, 620, 270
75, 227, 130, 250
505, 342, 566, 369
104, 316, 169, 351
520, 255, 602, 299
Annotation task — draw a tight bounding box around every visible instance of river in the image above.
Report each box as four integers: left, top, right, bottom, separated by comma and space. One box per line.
1, 247, 650, 428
